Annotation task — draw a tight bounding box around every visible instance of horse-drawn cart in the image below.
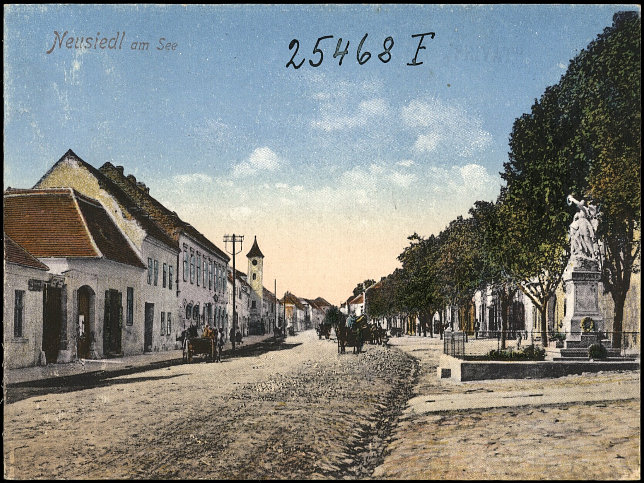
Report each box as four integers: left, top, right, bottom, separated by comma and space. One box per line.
183, 336, 216, 363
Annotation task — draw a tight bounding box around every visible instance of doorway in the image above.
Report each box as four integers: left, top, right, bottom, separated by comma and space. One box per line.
77, 286, 93, 359
144, 303, 154, 352
103, 289, 123, 357
43, 284, 63, 364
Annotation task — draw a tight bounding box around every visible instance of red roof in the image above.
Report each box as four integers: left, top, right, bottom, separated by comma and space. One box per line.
4, 188, 145, 269
4, 234, 49, 271
349, 293, 364, 305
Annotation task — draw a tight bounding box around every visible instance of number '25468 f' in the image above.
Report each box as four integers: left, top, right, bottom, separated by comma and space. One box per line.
286, 32, 435, 69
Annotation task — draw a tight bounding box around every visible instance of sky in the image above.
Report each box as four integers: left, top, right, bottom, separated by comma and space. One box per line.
3, 4, 640, 305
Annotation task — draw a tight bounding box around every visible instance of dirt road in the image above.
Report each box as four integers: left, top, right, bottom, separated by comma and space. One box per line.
373, 336, 640, 480
3, 330, 415, 480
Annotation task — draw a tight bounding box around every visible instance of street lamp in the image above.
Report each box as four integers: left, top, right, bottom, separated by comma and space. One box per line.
224, 234, 244, 352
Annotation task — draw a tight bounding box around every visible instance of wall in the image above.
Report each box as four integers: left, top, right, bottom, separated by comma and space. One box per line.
3, 264, 49, 368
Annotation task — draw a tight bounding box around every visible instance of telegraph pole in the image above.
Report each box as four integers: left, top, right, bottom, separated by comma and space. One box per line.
224, 234, 244, 352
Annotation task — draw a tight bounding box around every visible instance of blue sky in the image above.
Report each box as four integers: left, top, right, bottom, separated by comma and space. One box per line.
4, 4, 640, 304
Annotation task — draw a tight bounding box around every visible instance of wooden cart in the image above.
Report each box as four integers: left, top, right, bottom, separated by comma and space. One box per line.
183, 336, 216, 363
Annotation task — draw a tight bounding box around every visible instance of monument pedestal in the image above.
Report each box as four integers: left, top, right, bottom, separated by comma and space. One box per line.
562, 259, 605, 349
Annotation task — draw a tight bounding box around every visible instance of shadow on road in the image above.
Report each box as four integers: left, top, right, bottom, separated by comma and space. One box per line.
6, 338, 302, 404
5, 373, 187, 404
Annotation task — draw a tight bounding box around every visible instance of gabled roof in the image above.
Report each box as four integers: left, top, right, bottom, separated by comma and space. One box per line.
34, 150, 178, 252
313, 297, 332, 307
349, 293, 364, 305
99, 161, 229, 262
4, 188, 145, 269
282, 292, 306, 310
246, 236, 264, 258
4, 234, 49, 271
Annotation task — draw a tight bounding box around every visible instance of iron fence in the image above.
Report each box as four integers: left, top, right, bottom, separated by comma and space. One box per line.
442, 330, 640, 359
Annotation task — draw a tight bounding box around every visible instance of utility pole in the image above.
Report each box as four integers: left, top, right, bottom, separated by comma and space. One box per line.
224, 234, 244, 352
274, 279, 277, 335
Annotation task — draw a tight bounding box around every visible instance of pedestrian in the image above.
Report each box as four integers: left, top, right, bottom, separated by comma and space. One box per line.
216, 327, 225, 362
236, 329, 243, 345
474, 319, 480, 339
517, 330, 522, 348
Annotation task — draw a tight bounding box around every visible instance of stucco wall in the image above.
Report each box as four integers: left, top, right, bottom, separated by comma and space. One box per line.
3, 264, 49, 369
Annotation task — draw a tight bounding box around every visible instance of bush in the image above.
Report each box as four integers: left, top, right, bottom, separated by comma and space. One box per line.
588, 343, 608, 360
549, 332, 567, 342
487, 344, 546, 361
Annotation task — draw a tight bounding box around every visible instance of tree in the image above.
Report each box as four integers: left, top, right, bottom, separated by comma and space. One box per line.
564, 11, 641, 344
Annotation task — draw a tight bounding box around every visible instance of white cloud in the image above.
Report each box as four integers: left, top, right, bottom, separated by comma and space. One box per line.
232, 147, 282, 177
311, 97, 389, 131
389, 171, 417, 188
396, 159, 415, 167
174, 173, 213, 184
402, 98, 492, 157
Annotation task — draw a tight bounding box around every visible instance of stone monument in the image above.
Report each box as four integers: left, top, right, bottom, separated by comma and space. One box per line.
562, 195, 605, 348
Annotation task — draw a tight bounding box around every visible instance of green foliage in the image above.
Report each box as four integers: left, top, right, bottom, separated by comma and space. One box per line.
588, 343, 608, 360
548, 332, 567, 342
486, 344, 546, 361
323, 306, 345, 328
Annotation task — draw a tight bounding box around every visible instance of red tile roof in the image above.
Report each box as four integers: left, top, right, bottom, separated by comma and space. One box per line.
4, 234, 49, 271
35, 150, 178, 252
349, 293, 364, 305
4, 188, 145, 269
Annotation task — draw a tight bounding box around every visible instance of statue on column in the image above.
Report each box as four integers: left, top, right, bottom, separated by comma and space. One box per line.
566, 195, 600, 263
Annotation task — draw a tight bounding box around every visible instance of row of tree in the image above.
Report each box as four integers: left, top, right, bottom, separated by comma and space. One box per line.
362, 12, 640, 348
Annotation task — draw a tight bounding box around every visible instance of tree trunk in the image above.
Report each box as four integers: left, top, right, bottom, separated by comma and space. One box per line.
611, 291, 626, 349
539, 305, 548, 348
500, 297, 509, 350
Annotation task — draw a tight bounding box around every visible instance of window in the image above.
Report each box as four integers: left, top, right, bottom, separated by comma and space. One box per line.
203, 258, 207, 288
251, 300, 256, 309
169, 265, 173, 290
153, 260, 159, 286
209, 261, 213, 290
186, 303, 193, 320
148, 258, 153, 284
14, 290, 24, 338
126, 287, 134, 326
183, 250, 189, 282
252, 273, 256, 281
190, 252, 195, 284
167, 312, 172, 335
163, 263, 167, 288
161, 312, 166, 335
196, 253, 201, 286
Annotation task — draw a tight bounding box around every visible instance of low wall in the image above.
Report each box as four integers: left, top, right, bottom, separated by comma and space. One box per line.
438, 354, 640, 382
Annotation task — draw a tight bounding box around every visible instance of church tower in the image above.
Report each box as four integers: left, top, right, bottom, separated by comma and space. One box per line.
247, 235, 264, 308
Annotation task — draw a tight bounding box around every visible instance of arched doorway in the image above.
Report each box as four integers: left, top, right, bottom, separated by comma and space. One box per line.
77, 286, 95, 359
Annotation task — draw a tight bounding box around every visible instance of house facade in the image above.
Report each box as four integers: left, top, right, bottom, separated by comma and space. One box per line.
34, 151, 181, 353
4, 188, 147, 362
3, 235, 50, 369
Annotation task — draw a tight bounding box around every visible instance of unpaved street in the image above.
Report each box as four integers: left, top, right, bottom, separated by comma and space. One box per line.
374, 336, 640, 480
3, 331, 416, 480
4, 331, 640, 480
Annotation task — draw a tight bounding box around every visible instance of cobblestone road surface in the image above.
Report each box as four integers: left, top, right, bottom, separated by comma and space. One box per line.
373, 336, 640, 480
3, 331, 640, 480
3, 330, 416, 480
